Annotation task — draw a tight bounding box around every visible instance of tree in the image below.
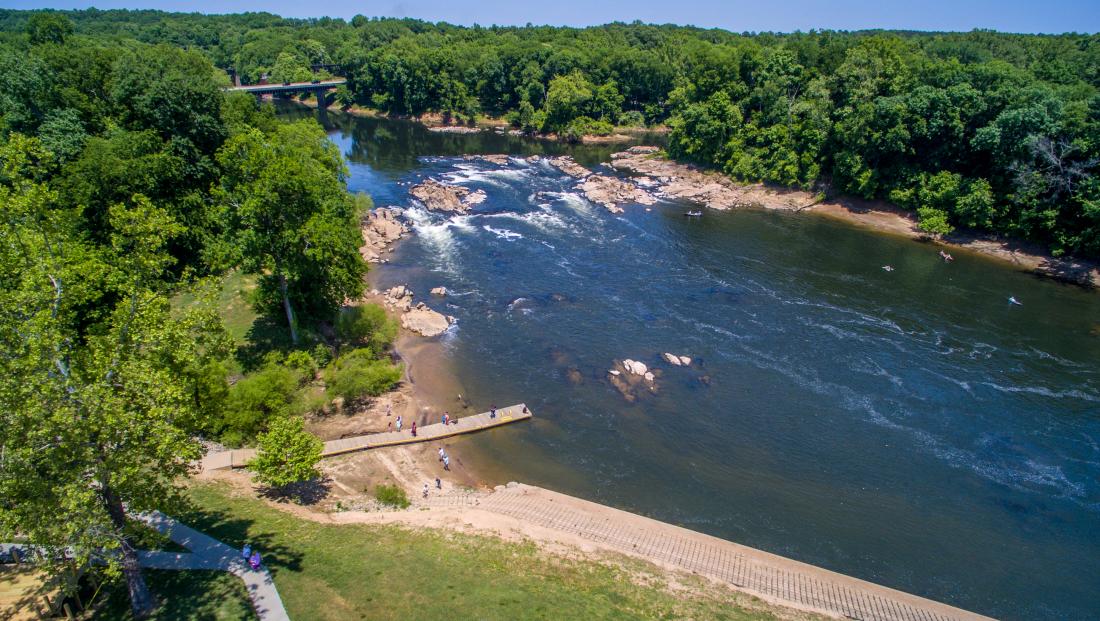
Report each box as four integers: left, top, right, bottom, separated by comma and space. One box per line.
269, 51, 312, 84
324, 349, 402, 403
0, 136, 230, 619
335, 303, 397, 354
216, 121, 368, 343
543, 71, 595, 131
247, 416, 323, 489
25, 12, 74, 46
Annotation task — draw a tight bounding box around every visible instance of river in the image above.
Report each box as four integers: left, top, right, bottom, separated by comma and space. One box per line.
284, 103, 1100, 620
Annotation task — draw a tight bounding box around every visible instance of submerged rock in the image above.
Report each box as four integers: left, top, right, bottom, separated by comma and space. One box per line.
664, 353, 682, 366
465, 154, 511, 165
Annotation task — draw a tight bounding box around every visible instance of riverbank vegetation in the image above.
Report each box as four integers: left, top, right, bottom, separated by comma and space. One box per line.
0, 13, 400, 617
2, 9, 1097, 257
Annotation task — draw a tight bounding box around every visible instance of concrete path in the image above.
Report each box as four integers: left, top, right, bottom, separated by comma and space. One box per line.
4, 516, 290, 620
201, 403, 532, 471
137, 512, 290, 621
416, 483, 994, 621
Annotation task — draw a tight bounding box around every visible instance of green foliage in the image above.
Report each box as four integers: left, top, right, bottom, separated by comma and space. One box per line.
220, 362, 305, 446
323, 349, 402, 403
25, 12, 73, 45
917, 207, 955, 238
373, 483, 410, 509
216, 121, 367, 342
248, 416, 323, 489
0, 131, 231, 618
335, 303, 397, 354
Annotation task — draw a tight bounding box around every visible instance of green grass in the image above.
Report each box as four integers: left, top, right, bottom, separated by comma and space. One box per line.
96, 569, 256, 620
373, 483, 410, 509
164, 482, 782, 621
173, 270, 260, 346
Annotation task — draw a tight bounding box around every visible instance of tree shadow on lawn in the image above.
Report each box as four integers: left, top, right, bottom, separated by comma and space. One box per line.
257, 476, 332, 507
177, 507, 304, 576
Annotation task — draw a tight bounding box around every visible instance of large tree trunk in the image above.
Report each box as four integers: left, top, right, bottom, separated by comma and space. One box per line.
103, 487, 156, 619
279, 273, 299, 345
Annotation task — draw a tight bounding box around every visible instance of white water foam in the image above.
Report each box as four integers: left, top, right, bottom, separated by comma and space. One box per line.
482, 224, 524, 241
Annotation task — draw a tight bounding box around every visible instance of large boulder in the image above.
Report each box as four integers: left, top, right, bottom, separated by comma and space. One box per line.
360, 207, 408, 263
546, 156, 592, 178
383, 285, 414, 311
409, 179, 486, 213
401, 303, 454, 337
578, 175, 656, 214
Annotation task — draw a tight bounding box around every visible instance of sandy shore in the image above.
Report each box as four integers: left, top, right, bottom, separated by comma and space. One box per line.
609, 148, 1100, 288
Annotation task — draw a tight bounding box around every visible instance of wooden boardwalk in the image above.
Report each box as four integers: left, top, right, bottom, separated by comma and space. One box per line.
201, 403, 532, 471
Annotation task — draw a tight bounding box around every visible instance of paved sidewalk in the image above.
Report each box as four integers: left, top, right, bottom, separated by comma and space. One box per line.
137, 512, 290, 621
417, 484, 993, 621
2, 515, 289, 621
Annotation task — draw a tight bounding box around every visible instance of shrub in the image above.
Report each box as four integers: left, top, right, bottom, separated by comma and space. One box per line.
248, 416, 323, 489
219, 364, 304, 445
374, 483, 410, 509
285, 350, 317, 377
619, 110, 646, 128
561, 116, 614, 142
336, 303, 397, 355
324, 349, 403, 403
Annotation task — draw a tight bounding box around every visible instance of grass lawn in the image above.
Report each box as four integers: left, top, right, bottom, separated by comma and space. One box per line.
135, 481, 783, 621
97, 570, 256, 621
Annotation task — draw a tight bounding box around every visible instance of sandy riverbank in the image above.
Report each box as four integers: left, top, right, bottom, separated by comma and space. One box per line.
609, 147, 1100, 288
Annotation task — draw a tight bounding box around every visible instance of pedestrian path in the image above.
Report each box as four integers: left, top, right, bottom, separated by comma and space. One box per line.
201, 403, 532, 471
137, 512, 289, 621
416, 483, 993, 621
2, 514, 288, 621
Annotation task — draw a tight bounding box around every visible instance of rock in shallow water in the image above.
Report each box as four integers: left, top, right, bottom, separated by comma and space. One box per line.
401, 304, 454, 337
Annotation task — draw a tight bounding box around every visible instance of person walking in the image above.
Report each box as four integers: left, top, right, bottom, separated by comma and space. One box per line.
438, 447, 446, 461
435, 477, 442, 490
443, 454, 450, 470
396, 416, 402, 432
249, 551, 261, 571
423, 483, 429, 498
411, 421, 417, 437
241, 543, 251, 560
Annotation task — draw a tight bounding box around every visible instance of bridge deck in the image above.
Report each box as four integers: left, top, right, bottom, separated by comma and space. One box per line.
225, 79, 346, 94
201, 403, 532, 470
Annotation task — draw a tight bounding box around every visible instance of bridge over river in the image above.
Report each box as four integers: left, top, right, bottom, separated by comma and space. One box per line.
225, 79, 346, 116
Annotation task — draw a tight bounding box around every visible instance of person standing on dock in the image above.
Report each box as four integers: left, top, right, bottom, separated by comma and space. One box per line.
442, 412, 449, 425
490, 404, 497, 418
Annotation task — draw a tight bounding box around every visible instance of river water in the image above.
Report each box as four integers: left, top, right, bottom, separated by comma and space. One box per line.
288, 104, 1100, 620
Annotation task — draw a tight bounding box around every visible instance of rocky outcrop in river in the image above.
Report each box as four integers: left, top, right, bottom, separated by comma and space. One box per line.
579, 175, 656, 214
409, 179, 487, 213
609, 146, 806, 211
360, 207, 408, 263
382, 285, 454, 337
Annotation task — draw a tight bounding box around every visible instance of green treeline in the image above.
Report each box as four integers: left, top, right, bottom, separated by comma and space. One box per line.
0, 13, 405, 617
2, 9, 1098, 256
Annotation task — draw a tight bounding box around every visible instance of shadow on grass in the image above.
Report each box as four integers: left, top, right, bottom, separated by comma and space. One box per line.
177, 507, 304, 577
95, 569, 257, 620
258, 477, 332, 507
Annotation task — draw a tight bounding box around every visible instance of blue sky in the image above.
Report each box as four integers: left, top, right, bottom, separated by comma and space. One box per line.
5, 0, 1098, 34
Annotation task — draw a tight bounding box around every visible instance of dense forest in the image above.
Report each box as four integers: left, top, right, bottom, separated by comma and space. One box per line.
2, 9, 1099, 256
0, 9, 1098, 616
